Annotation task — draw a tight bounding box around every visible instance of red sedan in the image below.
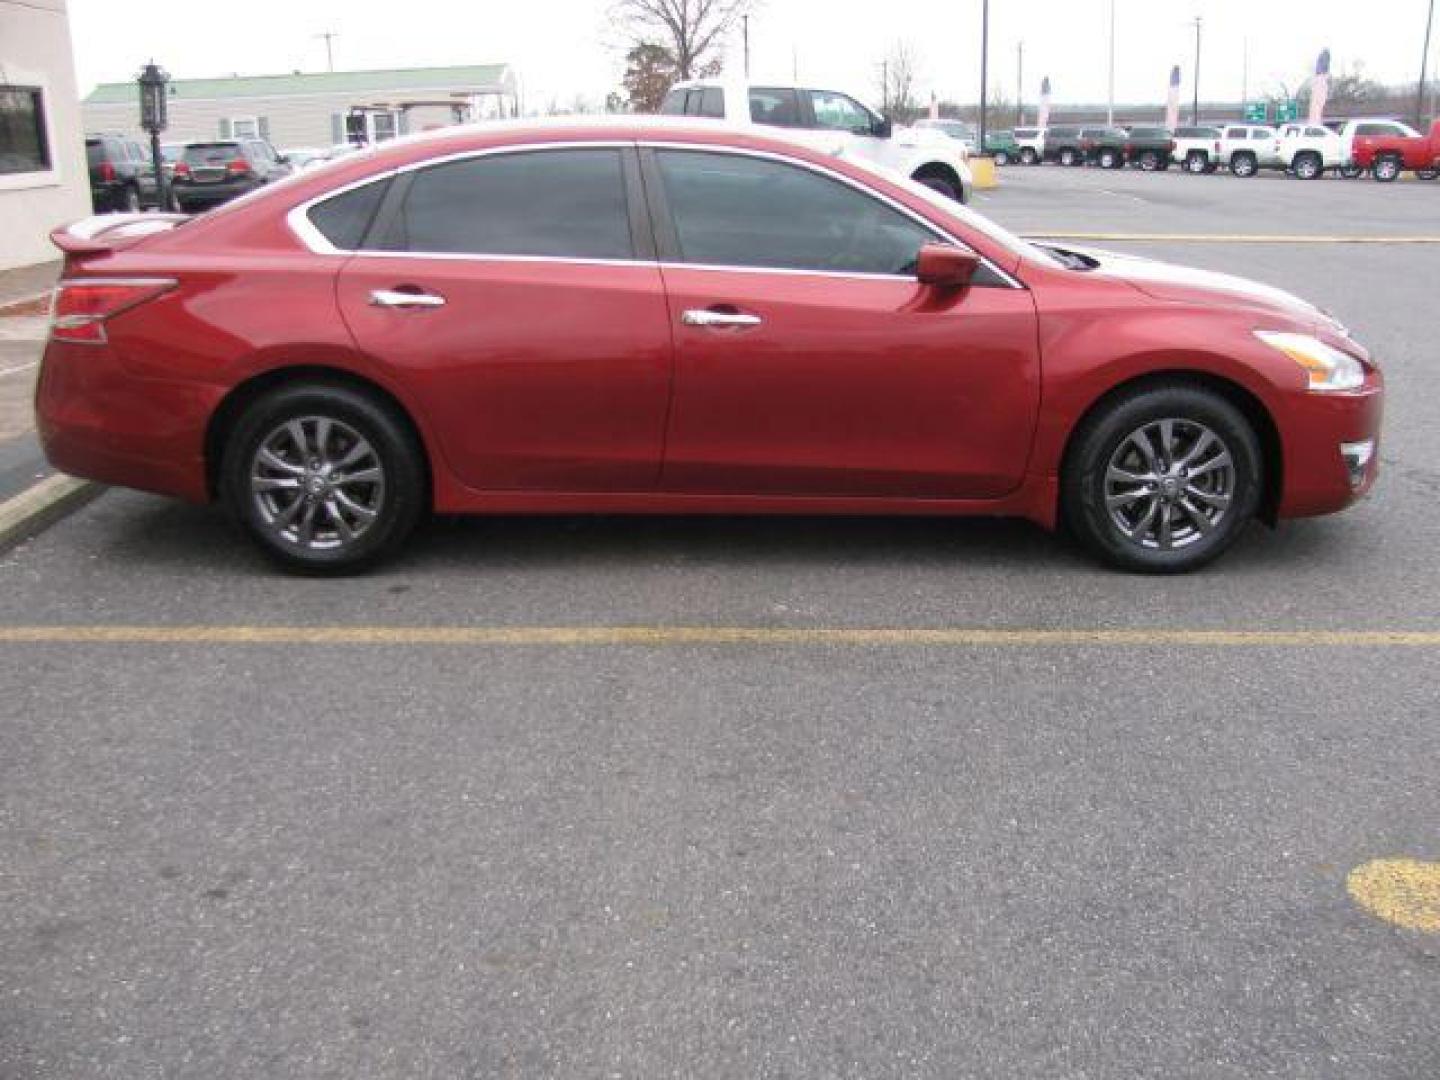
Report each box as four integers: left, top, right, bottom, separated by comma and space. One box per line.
38, 118, 1382, 573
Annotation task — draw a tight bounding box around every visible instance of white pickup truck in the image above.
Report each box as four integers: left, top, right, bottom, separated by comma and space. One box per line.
1276, 122, 1348, 178
1171, 126, 1223, 173
659, 80, 974, 203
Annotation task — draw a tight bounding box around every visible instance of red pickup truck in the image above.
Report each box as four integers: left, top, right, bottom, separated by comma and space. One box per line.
1352, 119, 1440, 181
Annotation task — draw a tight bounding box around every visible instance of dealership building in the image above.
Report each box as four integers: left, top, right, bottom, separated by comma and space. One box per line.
0, 0, 90, 271
82, 64, 518, 152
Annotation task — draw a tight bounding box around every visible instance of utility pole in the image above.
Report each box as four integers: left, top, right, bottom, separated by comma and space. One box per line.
1106, 0, 1116, 125
881, 59, 889, 113
979, 0, 990, 152
1017, 40, 1024, 126
1191, 16, 1202, 124
1419, 0, 1436, 128
743, 15, 750, 79
317, 31, 338, 73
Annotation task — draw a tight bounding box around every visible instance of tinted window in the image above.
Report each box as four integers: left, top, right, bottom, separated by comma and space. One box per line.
1356, 122, 1402, 137
184, 142, 244, 165
659, 89, 688, 115
1129, 127, 1166, 139
748, 87, 803, 127
1225, 128, 1247, 139
656, 149, 939, 276
387, 149, 633, 260
697, 87, 724, 118
1014, 128, 1037, 138
808, 90, 873, 134
308, 179, 389, 250
1306, 127, 1328, 138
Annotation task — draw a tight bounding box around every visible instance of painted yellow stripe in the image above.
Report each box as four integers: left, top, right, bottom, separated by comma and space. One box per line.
1023, 232, 1440, 244
0, 625, 1438, 647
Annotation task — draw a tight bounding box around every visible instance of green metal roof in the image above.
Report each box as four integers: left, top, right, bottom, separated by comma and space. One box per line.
84, 64, 509, 104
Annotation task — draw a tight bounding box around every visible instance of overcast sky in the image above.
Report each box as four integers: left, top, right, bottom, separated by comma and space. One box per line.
69, 0, 1438, 111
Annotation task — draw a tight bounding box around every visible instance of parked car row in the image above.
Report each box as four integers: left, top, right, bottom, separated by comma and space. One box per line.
87, 134, 365, 216
946, 117, 1438, 181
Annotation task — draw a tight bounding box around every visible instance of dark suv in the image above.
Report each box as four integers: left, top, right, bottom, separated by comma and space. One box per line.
86, 134, 162, 213
171, 139, 291, 212
1042, 125, 1086, 165
1121, 126, 1175, 170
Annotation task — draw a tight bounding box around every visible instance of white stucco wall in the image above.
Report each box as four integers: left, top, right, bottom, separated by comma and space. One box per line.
0, 0, 90, 271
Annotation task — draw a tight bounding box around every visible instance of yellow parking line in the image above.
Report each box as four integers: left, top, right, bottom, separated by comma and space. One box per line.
1024, 232, 1440, 244
0, 625, 1438, 647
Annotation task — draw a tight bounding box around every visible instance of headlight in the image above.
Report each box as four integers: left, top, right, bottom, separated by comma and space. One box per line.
1254, 331, 1365, 392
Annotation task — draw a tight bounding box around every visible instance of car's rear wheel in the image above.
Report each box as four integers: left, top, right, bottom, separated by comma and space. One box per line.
1063, 384, 1262, 573
1417, 168, 1440, 180
1292, 152, 1323, 179
1229, 152, 1258, 177
1138, 150, 1161, 171
1184, 151, 1209, 174
222, 384, 426, 573
1059, 148, 1078, 166
1098, 149, 1120, 169
1372, 155, 1402, 182
994, 150, 1011, 165
1020, 147, 1039, 165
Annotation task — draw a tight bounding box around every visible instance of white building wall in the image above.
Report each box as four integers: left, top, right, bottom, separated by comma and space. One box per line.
0, 0, 90, 271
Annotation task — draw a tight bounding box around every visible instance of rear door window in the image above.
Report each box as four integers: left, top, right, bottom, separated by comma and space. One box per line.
307, 179, 390, 250
807, 90, 873, 134
748, 87, 803, 127
659, 88, 688, 115
381, 148, 634, 260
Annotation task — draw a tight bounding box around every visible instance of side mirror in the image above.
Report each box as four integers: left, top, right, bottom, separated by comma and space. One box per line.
871, 115, 893, 139
916, 244, 980, 288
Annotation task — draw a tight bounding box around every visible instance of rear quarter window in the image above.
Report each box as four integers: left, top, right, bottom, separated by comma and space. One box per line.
306, 178, 390, 251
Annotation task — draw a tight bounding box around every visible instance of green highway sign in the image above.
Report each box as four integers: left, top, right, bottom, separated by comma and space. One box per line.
1243, 102, 1268, 122
1276, 100, 1299, 122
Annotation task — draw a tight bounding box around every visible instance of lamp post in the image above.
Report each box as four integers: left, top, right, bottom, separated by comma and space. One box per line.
979, 0, 990, 154
1106, 0, 1116, 126
137, 61, 170, 212
1191, 16, 1202, 124
1419, 0, 1436, 129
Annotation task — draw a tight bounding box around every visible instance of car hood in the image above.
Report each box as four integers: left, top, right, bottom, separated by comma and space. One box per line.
1051, 244, 1327, 326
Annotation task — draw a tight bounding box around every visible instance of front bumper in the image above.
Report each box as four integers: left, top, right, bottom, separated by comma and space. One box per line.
1275, 372, 1384, 518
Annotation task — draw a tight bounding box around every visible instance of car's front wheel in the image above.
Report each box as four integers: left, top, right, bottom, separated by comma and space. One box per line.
1138, 150, 1161, 171
1019, 147, 1039, 165
1184, 151, 1209, 174
222, 383, 426, 573
993, 150, 1010, 166
1417, 168, 1440, 180
1292, 152, 1323, 179
1059, 148, 1078, 166
1229, 152, 1258, 177
1062, 384, 1262, 573
1098, 149, 1120, 169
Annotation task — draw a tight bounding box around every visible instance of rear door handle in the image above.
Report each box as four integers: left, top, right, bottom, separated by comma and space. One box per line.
681, 308, 762, 328
370, 288, 445, 309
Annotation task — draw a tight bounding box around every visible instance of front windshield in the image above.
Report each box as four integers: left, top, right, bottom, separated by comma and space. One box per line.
839, 152, 1064, 270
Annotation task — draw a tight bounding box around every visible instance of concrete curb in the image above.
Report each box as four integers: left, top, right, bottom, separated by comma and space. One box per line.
0, 473, 101, 552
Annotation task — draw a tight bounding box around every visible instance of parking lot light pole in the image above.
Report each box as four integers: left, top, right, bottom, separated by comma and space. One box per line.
137, 61, 170, 213
979, 0, 990, 153
1191, 16, 1202, 124
1106, 0, 1115, 126
1419, 0, 1436, 129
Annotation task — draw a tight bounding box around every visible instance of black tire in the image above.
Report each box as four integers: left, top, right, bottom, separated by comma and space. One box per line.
994, 150, 1011, 166
222, 383, 426, 573
1059, 148, 1078, 166
1229, 152, 1258, 178
1138, 150, 1161, 171
1062, 383, 1263, 573
1372, 155, 1402, 182
1417, 168, 1439, 181
1339, 164, 1364, 179
1292, 152, 1323, 180
914, 171, 960, 201
1184, 151, 1209, 174
122, 185, 141, 212
1098, 149, 1120, 169
1020, 147, 1039, 165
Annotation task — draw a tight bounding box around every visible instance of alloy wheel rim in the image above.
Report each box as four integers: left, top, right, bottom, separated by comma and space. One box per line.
250, 416, 385, 551
1104, 418, 1236, 551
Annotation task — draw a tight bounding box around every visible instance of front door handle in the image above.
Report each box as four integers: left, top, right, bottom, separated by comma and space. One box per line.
681, 308, 762, 328
370, 288, 446, 309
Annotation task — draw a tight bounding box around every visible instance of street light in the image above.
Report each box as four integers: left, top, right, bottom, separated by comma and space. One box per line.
1419, 0, 1436, 129
137, 61, 170, 212
979, 0, 990, 153
1191, 16, 1202, 125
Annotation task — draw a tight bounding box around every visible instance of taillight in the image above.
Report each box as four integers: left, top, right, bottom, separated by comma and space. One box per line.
1124, 143, 1133, 154
173, 162, 191, 178
98, 161, 115, 183
50, 279, 176, 345
226, 159, 252, 175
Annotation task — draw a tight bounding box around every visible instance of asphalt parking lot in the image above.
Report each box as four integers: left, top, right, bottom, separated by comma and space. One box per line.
2, 165, 1438, 1078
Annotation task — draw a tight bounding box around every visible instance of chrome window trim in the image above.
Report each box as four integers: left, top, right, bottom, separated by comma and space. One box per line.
284, 138, 1023, 289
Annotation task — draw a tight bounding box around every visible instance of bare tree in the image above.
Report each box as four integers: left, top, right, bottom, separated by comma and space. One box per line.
878, 41, 920, 120
614, 0, 748, 82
